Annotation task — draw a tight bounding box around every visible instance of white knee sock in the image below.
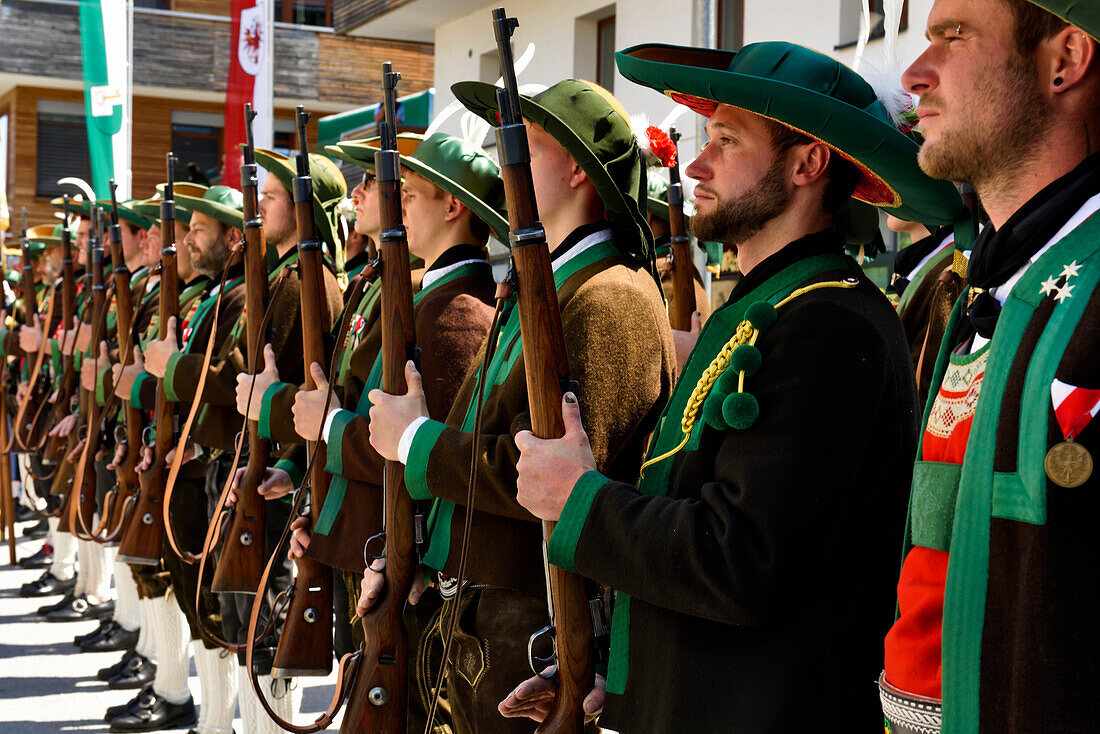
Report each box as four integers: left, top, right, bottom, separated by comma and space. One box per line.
82, 538, 112, 603
194, 646, 237, 734
74, 538, 95, 596
112, 562, 140, 631
48, 518, 77, 581
135, 598, 157, 660
150, 594, 192, 705
239, 667, 298, 734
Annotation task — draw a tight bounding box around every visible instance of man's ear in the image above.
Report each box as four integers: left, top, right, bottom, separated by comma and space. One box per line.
790, 142, 831, 188
443, 194, 466, 223
568, 160, 590, 190
227, 227, 244, 246
1046, 26, 1097, 94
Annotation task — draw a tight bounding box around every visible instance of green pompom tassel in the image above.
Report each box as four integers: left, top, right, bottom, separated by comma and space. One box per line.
745, 301, 777, 332
716, 366, 739, 394
729, 344, 762, 376
702, 394, 727, 430
722, 392, 759, 430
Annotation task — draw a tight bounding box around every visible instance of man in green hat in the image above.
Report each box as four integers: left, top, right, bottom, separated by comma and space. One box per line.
363, 80, 677, 733
502, 42, 963, 732
879, 1, 1100, 732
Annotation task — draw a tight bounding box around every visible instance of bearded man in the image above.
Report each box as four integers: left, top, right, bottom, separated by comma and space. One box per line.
504, 43, 964, 732
880, 1, 1100, 732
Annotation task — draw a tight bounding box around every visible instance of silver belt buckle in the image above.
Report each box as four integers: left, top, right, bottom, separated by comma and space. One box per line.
437, 573, 460, 600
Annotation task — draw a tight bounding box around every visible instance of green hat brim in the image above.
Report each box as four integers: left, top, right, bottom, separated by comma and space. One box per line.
1027, 0, 1099, 40
452, 80, 650, 255
615, 43, 966, 226
253, 149, 340, 252
174, 194, 244, 230
646, 195, 694, 224
328, 136, 511, 243
95, 199, 155, 230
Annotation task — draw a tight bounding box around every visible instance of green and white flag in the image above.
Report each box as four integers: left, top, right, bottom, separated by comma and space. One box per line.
79, 0, 132, 199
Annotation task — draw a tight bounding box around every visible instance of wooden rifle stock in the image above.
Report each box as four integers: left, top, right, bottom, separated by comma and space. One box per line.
492, 9, 593, 733
666, 128, 696, 331
341, 62, 417, 733
213, 103, 270, 593
0, 254, 15, 562
15, 207, 51, 450
103, 181, 142, 542
43, 198, 81, 465
118, 153, 181, 564
270, 107, 334, 678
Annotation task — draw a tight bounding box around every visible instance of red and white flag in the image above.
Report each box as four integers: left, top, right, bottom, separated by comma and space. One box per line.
1051, 378, 1100, 441
223, 0, 273, 190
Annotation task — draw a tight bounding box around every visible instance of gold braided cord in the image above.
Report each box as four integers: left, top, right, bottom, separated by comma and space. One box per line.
639, 280, 856, 477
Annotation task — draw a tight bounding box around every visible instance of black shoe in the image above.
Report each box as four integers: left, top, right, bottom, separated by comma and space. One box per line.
46, 594, 111, 623
76, 618, 117, 646
82, 623, 139, 653
20, 570, 75, 597
108, 654, 157, 689
14, 505, 36, 522
109, 694, 196, 732
99, 650, 139, 681
23, 518, 48, 538
89, 599, 116, 619
38, 590, 76, 615
105, 684, 153, 720
18, 543, 53, 569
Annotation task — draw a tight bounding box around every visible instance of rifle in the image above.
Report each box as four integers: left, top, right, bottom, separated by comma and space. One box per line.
57, 205, 110, 538
117, 153, 181, 564
100, 180, 142, 542
341, 62, 418, 733
492, 9, 594, 732
42, 196, 81, 467
211, 103, 270, 593
13, 207, 52, 451
0, 247, 15, 562
267, 106, 334, 678
665, 128, 696, 331
66, 200, 115, 541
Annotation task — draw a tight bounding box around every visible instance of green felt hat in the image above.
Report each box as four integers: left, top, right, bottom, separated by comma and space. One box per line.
452, 78, 655, 264
50, 196, 93, 219
327, 133, 510, 242
615, 42, 966, 226
645, 175, 694, 224
23, 224, 53, 256
94, 198, 155, 230
253, 148, 346, 253
154, 182, 210, 227
174, 185, 244, 229
1027, 0, 1100, 39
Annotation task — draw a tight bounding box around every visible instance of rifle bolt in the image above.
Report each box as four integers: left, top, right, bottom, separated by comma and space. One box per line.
142, 513, 154, 525
368, 687, 388, 706
303, 607, 318, 623
240, 531, 253, 546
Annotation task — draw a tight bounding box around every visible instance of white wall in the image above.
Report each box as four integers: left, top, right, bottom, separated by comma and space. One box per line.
429, 0, 939, 170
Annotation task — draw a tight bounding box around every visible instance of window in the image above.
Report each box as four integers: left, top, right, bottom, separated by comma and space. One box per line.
172, 123, 222, 185
133, 0, 169, 8
36, 101, 92, 198
718, 0, 744, 50
837, 0, 909, 49
274, 0, 331, 27
596, 16, 616, 92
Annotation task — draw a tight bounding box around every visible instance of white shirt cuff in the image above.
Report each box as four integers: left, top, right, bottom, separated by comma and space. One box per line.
397, 416, 430, 465
321, 408, 345, 443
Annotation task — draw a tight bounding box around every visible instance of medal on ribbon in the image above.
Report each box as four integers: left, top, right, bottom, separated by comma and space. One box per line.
1045, 378, 1100, 488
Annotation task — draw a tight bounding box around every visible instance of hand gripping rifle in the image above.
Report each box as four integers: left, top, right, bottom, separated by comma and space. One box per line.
665, 128, 696, 331
62, 205, 114, 540
341, 62, 419, 733
211, 104, 270, 593
117, 153, 181, 564
42, 196, 81, 467
99, 180, 142, 541
493, 9, 594, 732
265, 106, 334, 679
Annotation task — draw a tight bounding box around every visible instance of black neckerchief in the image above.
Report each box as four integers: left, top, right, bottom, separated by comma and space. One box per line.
966, 152, 1100, 338
426, 244, 488, 274
725, 229, 846, 306
890, 226, 953, 296
548, 221, 611, 263
344, 250, 371, 274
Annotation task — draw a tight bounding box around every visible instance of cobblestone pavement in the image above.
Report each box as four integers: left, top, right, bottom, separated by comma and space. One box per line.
0, 521, 342, 733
